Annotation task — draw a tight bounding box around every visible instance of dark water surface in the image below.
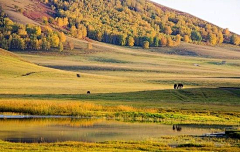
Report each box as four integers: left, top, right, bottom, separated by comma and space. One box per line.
0, 114, 221, 143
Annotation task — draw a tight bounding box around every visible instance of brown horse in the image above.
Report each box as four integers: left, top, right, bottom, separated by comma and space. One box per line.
178, 84, 183, 89
174, 84, 178, 89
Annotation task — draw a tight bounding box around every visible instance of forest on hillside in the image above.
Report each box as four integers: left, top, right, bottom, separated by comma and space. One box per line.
0, 7, 67, 51
43, 0, 240, 48
0, 0, 240, 52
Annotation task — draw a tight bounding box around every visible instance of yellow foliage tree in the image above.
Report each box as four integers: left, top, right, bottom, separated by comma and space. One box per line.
127, 36, 134, 47
176, 34, 181, 44
217, 31, 224, 44
164, 26, 172, 35
160, 37, 167, 46
34, 26, 41, 36
51, 33, 60, 47
59, 32, 66, 43
183, 35, 190, 43
57, 18, 63, 27
167, 37, 174, 47
223, 28, 230, 36
143, 41, 149, 49
230, 35, 240, 45
208, 33, 217, 45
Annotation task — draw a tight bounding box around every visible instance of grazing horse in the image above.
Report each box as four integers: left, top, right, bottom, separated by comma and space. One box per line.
178, 84, 184, 89
174, 84, 178, 89
176, 125, 182, 131
87, 91, 91, 94
173, 125, 176, 130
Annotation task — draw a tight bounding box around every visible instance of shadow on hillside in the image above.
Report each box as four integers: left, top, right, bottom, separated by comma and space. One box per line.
46, 65, 165, 73
1, 87, 240, 104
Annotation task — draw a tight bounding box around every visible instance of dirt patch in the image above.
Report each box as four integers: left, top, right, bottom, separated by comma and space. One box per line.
0, 0, 54, 24
23, 0, 55, 22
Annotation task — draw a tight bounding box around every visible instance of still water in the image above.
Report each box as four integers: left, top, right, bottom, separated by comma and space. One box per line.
0, 115, 219, 143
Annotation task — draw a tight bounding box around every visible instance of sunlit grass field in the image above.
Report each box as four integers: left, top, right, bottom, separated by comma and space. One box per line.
1, 39, 240, 151
1, 39, 240, 114
0, 138, 239, 152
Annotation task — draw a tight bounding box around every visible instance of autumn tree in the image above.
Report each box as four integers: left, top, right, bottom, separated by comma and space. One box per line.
223, 28, 230, 36
1, 38, 9, 50
117, 34, 127, 46
183, 35, 190, 43
50, 33, 60, 47
167, 37, 174, 47
217, 31, 224, 44
143, 41, 149, 49
42, 38, 51, 51
230, 35, 240, 45
153, 37, 159, 47
77, 30, 83, 39
58, 32, 66, 43
175, 34, 181, 44
96, 31, 103, 41
42, 16, 48, 25
59, 42, 63, 52
18, 29, 27, 37
56, 17, 63, 27
160, 37, 167, 46
191, 31, 202, 42
70, 26, 77, 37
10, 34, 25, 50
164, 26, 172, 35
127, 36, 134, 47
208, 33, 217, 45
34, 26, 41, 36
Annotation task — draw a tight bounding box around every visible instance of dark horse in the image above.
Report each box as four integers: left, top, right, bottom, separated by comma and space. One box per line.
173, 125, 182, 131
178, 84, 183, 89
174, 84, 184, 89
87, 91, 91, 94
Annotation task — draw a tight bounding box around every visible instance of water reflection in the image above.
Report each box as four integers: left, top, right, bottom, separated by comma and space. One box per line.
0, 117, 219, 143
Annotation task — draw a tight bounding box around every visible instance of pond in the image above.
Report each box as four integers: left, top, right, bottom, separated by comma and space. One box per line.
0, 114, 222, 143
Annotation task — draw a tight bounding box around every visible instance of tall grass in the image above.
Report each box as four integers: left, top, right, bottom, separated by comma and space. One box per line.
0, 99, 239, 125
0, 137, 239, 152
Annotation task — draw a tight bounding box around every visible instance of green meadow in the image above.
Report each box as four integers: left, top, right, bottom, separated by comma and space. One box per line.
0, 40, 240, 151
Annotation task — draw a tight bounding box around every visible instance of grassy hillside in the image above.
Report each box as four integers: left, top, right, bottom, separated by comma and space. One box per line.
16, 38, 240, 90
1, 42, 240, 113
1, 37, 238, 112
0, 48, 170, 94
